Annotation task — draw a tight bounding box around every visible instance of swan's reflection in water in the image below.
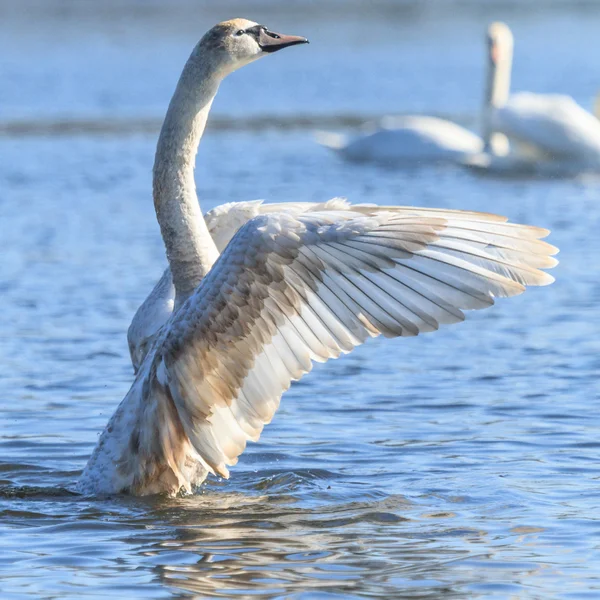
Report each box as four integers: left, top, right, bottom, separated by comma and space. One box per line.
140, 480, 493, 598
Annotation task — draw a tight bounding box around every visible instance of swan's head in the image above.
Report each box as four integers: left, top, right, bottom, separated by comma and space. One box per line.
487, 22, 513, 66
198, 19, 309, 76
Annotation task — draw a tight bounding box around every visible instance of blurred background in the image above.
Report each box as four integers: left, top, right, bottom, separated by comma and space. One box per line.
1, 1, 600, 599
2, 0, 600, 124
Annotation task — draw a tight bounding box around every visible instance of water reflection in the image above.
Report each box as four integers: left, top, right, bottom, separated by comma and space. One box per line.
149, 489, 475, 598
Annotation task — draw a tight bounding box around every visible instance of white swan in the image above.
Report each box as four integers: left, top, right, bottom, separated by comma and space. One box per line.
471, 22, 600, 175
315, 116, 486, 165
79, 19, 557, 497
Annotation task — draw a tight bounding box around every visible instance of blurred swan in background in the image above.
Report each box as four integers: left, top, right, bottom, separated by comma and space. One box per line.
494, 93, 600, 165
315, 116, 487, 165
469, 23, 600, 176
79, 19, 557, 497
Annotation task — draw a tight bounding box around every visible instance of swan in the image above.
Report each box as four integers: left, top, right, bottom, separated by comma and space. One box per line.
315, 116, 486, 165
471, 22, 600, 175
78, 19, 558, 497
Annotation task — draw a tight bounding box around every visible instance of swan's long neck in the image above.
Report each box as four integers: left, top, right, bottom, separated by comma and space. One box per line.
482, 40, 513, 153
153, 50, 221, 302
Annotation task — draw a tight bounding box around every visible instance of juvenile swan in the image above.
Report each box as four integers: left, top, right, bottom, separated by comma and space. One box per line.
79, 19, 558, 496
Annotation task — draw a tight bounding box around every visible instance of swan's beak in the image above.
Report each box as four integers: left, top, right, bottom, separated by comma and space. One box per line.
258, 28, 309, 53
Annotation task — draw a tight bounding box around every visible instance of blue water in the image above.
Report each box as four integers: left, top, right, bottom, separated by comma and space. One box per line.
1, 2, 599, 598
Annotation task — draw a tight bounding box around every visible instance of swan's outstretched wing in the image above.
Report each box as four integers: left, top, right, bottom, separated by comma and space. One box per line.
155, 207, 557, 479
127, 199, 554, 373
494, 93, 600, 161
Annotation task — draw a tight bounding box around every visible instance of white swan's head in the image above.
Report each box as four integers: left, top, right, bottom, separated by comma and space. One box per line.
198, 19, 309, 76
487, 22, 514, 66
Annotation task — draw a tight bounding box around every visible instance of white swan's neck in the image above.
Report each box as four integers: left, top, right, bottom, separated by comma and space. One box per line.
483, 39, 513, 153
153, 49, 221, 302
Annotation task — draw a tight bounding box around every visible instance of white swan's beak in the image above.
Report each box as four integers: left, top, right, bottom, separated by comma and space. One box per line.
256, 27, 309, 53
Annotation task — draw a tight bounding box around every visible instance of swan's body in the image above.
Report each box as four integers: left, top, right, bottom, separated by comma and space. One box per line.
493, 92, 600, 164
316, 116, 484, 165
79, 19, 557, 497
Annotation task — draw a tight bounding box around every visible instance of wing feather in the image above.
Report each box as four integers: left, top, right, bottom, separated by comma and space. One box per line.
152, 207, 556, 477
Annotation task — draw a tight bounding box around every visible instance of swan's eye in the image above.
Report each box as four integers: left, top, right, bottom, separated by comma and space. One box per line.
235, 29, 245, 37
